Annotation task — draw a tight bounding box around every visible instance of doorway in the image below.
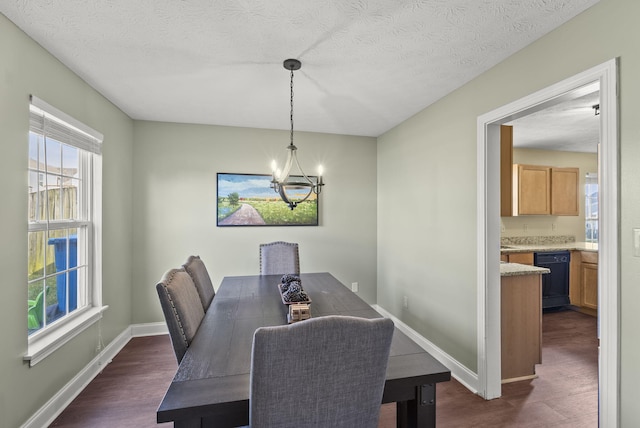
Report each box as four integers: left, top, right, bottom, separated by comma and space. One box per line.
476, 59, 619, 427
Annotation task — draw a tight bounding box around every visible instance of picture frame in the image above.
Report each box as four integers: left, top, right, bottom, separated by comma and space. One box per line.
216, 173, 319, 227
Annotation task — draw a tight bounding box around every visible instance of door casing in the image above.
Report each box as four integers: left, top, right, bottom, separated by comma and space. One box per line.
476, 58, 619, 426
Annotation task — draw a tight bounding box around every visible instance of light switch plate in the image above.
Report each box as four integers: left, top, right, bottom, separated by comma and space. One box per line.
634, 228, 640, 257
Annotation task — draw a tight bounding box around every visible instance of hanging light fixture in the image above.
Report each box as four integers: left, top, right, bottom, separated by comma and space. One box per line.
270, 58, 324, 210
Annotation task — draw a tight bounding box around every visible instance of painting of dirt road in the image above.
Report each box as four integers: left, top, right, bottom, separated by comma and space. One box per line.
217, 173, 318, 227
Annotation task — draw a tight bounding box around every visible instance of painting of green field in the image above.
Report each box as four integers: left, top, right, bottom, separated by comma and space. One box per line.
217, 173, 318, 226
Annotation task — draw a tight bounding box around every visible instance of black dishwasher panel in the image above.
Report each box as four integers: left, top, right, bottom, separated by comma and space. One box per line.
534, 251, 571, 309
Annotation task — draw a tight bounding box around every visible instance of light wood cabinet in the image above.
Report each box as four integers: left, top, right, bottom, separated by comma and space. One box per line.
501, 273, 542, 382
500, 125, 514, 217
569, 250, 598, 316
505, 252, 534, 265
513, 164, 551, 215
569, 250, 582, 305
551, 167, 579, 215
509, 164, 579, 216
580, 251, 598, 311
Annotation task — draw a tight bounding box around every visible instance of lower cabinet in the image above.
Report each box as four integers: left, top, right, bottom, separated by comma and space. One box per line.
501, 273, 542, 382
569, 250, 598, 316
505, 252, 534, 265
569, 251, 581, 305
581, 252, 598, 311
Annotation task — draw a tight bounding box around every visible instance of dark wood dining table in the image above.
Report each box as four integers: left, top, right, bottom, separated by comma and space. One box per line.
157, 272, 451, 428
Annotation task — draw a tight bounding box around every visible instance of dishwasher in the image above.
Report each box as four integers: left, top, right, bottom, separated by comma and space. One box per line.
534, 251, 571, 310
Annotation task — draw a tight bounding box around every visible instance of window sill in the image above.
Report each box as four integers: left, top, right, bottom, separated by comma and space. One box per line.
25, 305, 109, 367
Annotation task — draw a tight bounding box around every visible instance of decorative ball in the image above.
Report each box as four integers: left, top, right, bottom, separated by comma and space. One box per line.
281, 280, 309, 303
281, 273, 301, 285
287, 281, 302, 294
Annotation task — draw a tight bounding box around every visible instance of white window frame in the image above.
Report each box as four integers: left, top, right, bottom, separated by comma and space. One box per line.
25, 96, 106, 366
585, 172, 599, 243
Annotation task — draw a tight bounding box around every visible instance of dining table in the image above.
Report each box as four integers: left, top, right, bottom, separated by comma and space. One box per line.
157, 272, 451, 428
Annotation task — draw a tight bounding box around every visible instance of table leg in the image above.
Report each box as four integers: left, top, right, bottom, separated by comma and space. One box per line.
173, 417, 202, 428
395, 383, 436, 428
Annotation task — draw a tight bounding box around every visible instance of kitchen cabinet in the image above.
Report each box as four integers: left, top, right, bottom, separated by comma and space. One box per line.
501, 272, 542, 382
580, 251, 598, 311
568, 250, 598, 316
507, 164, 579, 216
505, 252, 534, 265
513, 164, 551, 215
569, 250, 582, 305
500, 125, 514, 217
551, 167, 579, 215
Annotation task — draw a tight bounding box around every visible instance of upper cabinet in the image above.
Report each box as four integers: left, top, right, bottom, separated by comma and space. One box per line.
500, 126, 579, 217
550, 167, 579, 215
510, 164, 579, 216
513, 164, 551, 215
500, 126, 514, 217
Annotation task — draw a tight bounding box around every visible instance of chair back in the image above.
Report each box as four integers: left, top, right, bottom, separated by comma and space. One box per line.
183, 255, 215, 311
156, 268, 205, 363
28, 286, 49, 329
250, 315, 394, 428
259, 241, 300, 275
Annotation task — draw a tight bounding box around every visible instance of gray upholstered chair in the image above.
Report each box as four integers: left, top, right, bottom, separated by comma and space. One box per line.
182, 255, 215, 311
259, 241, 300, 275
156, 268, 205, 363
249, 315, 394, 428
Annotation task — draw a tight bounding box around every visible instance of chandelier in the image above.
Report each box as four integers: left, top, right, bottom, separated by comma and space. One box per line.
270, 59, 324, 210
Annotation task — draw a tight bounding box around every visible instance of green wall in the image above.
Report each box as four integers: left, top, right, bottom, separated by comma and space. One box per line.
131, 121, 378, 324
377, 0, 639, 424
0, 14, 134, 428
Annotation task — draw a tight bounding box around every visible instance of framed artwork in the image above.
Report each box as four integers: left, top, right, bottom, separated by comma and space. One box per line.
216, 173, 319, 226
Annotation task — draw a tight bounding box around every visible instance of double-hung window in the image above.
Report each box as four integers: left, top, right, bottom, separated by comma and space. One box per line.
26, 96, 104, 366
585, 172, 599, 243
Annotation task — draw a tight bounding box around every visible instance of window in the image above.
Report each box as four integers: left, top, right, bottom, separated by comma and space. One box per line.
26, 96, 104, 366
585, 172, 598, 243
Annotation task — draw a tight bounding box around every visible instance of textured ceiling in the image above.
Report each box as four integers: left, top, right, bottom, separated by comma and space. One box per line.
507, 88, 600, 153
1, 0, 599, 138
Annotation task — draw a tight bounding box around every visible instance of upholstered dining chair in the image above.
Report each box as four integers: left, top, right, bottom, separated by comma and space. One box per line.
259, 241, 300, 275
249, 315, 394, 428
183, 255, 215, 311
156, 268, 205, 363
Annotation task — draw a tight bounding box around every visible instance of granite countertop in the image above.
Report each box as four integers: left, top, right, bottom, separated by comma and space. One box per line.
500, 242, 598, 254
500, 262, 550, 277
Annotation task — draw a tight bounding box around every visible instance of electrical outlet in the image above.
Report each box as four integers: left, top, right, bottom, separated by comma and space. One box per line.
351, 282, 358, 292
552, 223, 557, 231
403, 295, 408, 309
523, 224, 528, 232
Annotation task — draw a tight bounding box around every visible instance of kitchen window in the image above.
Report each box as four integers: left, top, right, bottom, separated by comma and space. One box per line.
585, 172, 598, 243
26, 96, 104, 366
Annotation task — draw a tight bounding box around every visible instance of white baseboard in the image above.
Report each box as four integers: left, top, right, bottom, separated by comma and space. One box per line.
131, 321, 168, 337
20, 322, 167, 428
372, 304, 480, 395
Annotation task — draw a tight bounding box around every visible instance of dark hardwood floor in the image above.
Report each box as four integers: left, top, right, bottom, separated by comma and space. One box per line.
50, 309, 597, 427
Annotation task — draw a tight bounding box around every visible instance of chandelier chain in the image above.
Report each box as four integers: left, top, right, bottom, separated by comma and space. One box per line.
290, 68, 294, 146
